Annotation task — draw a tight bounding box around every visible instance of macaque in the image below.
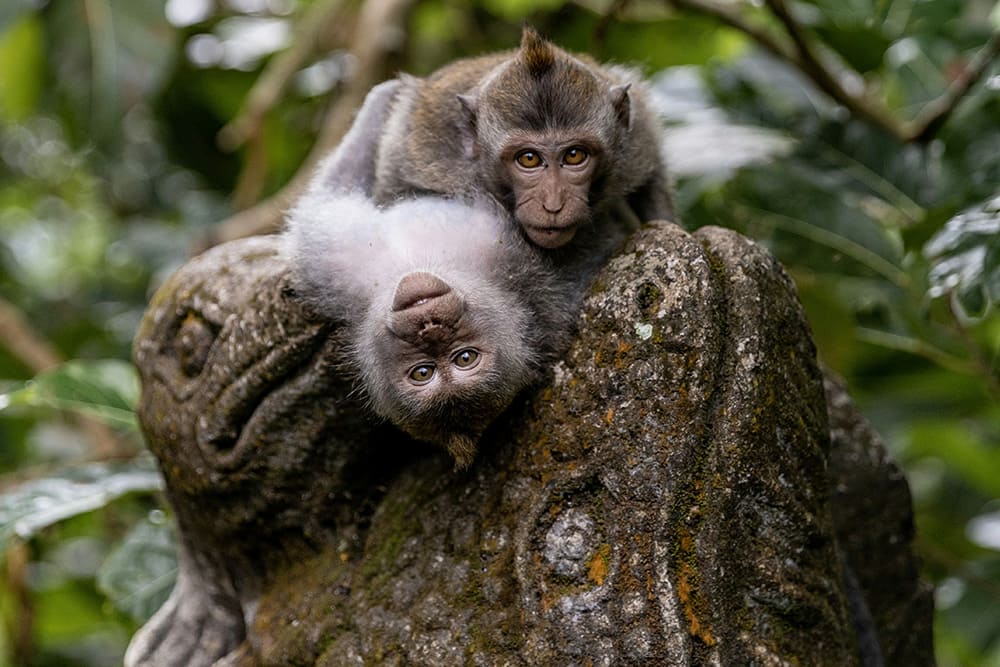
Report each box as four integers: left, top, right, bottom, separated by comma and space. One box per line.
285, 54, 643, 467
285, 192, 578, 468
285, 84, 589, 466
373, 26, 673, 249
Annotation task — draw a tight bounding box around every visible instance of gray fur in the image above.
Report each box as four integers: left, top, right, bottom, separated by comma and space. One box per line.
284, 63, 641, 465
285, 190, 592, 464
371, 29, 675, 241
315, 79, 403, 194
285, 81, 591, 462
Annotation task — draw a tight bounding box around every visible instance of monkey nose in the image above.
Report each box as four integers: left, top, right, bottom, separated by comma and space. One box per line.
542, 199, 564, 213
393, 272, 452, 311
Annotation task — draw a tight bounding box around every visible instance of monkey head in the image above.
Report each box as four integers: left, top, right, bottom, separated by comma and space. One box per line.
458, 27, 634, 249
287, 190, 560, 469
357, 269, 537, 468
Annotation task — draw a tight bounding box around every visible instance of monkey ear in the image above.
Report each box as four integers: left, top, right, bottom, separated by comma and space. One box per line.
456, 93, 479, 159
610, 83, 632, 129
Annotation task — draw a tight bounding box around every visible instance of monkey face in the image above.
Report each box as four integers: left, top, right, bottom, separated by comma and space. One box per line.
500, 132, 601, 249
384, 268, 497, 405
357, 270, 536, 467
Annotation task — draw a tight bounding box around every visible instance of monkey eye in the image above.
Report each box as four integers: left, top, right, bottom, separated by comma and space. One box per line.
562, 147, 589, 166
452, 349, 481, 369
408, 364, 436, 385
515, 151, 542, 169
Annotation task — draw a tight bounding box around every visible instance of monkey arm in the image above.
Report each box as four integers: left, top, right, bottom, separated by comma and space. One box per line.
314, 79, 402, 195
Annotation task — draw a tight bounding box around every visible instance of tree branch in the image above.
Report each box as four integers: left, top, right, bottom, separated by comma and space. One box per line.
205, 0, 416, 247
763, 0, 905, 138
906, 31, 1000, 143
667, 0, 1000, 144
0, 297, 129, 459
217, 0, 349, 152
666, 0, 796, 64
0, 297, 61, 373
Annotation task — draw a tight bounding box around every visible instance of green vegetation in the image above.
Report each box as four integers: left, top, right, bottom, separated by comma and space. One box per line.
0, 0, 997, 664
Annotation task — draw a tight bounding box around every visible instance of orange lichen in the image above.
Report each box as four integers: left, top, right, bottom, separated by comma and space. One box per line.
677, 562, 716, 647
587, 544, 611, 586
613, 341, 633, 369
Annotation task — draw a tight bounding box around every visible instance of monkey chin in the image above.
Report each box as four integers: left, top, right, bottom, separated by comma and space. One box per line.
398, 421, 488, 471
442, 432, 479, 470
522, 224, 578, 249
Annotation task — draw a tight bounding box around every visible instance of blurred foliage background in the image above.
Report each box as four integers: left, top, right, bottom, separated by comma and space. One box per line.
0, 0, 996, 664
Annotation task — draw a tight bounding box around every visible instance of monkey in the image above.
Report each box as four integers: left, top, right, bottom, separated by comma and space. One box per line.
284, 57, 644, 467
284, 82, 601, 467
372, 26, 674, 250
285, 192, 583, 468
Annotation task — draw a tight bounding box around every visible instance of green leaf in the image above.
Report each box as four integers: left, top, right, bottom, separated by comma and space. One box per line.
0, 13, 43, 121
815, 24, 890, 74
481, 0, 565, 23
728, 165, 908, 284
602, 17, 746, 70
97, 515, 177, 622
0, 359, 140, 430
924, 193, 1000, 320
907, 422, 1000, 499
0, 457, 163, 546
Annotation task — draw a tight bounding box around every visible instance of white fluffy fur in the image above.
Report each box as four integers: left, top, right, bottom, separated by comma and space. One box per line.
286, 190, 516, 321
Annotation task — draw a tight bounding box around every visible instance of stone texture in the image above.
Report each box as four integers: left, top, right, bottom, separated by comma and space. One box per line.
126, 223, 934, 667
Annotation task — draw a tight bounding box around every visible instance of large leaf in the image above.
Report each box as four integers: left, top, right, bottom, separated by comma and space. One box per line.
924, 193, 1000, 321
0, 359, 139, 429
0, 456, 163, 547
718, 163, 907, 283
651, 67, 798, 180
97, 515, 177, 622
907, 421, 1000, 499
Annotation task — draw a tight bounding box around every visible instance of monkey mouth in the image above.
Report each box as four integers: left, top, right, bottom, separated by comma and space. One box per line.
523, 223, 578, 249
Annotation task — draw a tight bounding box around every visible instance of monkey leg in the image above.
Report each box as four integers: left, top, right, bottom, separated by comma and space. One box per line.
313, 78, 403, 195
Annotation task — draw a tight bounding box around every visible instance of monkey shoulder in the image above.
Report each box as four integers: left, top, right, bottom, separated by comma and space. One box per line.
375, 58, 509, 200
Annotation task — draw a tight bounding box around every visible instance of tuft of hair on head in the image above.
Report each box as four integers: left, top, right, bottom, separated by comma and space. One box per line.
445, 432, 478, 470
519, 25, 556, 78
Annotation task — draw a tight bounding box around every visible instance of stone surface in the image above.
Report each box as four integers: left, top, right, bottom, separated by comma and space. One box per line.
126, 223, 934, 667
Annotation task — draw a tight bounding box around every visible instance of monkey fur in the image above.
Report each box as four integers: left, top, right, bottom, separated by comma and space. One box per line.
286, 48, 644, 467
373, 26, 674, 249
286, 81, 600, 467
286, 191, 586, 468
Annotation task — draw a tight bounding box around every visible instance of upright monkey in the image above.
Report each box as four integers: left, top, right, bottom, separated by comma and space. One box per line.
373, 27, 673, 249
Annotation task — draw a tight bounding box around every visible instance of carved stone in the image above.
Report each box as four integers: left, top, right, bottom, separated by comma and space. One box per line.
127, 222, 934, 666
